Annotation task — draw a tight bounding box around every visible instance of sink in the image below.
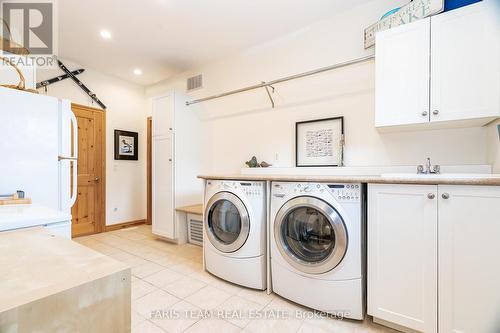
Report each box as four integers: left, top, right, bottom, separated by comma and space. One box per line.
381, 173, 500, 179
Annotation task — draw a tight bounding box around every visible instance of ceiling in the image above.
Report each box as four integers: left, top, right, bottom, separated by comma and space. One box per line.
57, 0, 373, 86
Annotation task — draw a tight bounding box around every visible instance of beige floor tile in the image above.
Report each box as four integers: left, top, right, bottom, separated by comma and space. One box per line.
162, 276, 206, 299
132, 320, 167, 333
185, 285, 232, 310
132, 262, 165, 279
143, 268, 184, 288
169, 261, 203, 275
217, 295, 265, 328
132, 310, 146, 327
134, 290, 180, 319
244, 297, 305, 333
183, 318, 241, 333
151, 300, 202, 333
236, 288, 275, 306
114, 228, 149, 241
188, 270, 220, 285
132, 279, 157, 300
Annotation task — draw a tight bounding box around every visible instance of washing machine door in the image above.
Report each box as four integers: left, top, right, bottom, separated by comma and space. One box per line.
274, 196, 348, 274
205, 192, 250, 253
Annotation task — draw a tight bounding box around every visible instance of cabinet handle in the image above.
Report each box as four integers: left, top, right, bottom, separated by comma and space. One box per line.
433, 110, 439, 115
168, 158, 172, 162
427, 193, 435, 199
422, 111, 428, 116
442, 193, 450, 200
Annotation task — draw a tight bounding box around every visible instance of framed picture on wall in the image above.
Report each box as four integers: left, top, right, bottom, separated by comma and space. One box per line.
114, 130, 138, 160
295, 117, 344, 167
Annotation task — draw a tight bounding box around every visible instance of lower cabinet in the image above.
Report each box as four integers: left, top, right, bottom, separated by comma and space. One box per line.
368, 184, 500, 333
438, 186, 500, 333
368, 184, 438, 333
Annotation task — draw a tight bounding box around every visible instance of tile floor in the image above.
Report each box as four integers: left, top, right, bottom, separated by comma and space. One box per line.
75, 225, 396, 333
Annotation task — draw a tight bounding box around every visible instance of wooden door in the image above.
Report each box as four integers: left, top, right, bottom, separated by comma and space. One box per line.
367, 184, 438, 333
430, 2, 499, 123
71, 104, 105, 237
438, 185, 500, 333
375, 17, 430, 128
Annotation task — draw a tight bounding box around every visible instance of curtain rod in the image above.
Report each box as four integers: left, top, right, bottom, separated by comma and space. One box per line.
185, 54, 375, 106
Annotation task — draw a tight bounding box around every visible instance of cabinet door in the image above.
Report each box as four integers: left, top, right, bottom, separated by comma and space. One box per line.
152, 95, 174, 138
438, 185, 500, 333
368, 184, 437, 333
152, 136, 175, 239
375, 18, 430, 128
431, 2, 500, 123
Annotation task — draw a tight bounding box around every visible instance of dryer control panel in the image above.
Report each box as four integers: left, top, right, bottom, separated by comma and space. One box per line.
208, 181, 264, 197
326, 184, 361, 203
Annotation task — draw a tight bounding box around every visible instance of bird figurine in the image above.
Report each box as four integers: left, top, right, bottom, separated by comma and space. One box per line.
245, 156, 259, 168
259, 161, 272, 168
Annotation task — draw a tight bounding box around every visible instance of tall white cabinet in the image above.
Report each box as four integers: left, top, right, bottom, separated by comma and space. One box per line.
376, 2, 499, 129
152, 92, 202, 241
368, 184, 500, 333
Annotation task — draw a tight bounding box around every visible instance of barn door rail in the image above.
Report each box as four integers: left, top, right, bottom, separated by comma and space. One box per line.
185, 54, 374, 107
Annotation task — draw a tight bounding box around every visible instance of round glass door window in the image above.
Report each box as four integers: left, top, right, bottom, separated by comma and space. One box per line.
208, 199, 242, 244
274, 197, 348, 274
205, 192, 250, 253
281, 206, 335, 263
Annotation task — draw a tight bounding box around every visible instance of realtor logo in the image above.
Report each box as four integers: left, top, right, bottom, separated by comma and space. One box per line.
1, 0, 57, 67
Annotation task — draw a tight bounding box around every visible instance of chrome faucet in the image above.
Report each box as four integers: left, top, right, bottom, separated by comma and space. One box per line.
417, 158, 440, 174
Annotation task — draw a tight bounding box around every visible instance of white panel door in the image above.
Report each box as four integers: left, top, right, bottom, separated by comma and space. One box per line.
152, 95, 174, 138
438, 185, 500, 333
430, 2, 500, 123
368, 184, 437, 333
152, 136, 175, 239
375, 18, 430, 127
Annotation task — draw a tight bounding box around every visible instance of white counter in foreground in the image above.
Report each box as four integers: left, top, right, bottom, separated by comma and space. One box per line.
0, 228, 131, 332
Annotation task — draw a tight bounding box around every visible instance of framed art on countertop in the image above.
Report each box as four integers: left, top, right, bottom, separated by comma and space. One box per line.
114, 130, 138, 160
295, 117, 344, 167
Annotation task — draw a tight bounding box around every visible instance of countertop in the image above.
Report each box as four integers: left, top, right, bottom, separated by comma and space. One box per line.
198, 174, 500, 186
176, 204, 203, 215
0, 228, 130, 313
0, 204, 72, 231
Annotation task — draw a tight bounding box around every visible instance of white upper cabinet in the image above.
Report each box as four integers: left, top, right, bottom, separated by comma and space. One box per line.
375, 18, 431, 127
438, 185, 500, 333
376, 2, 499, 129
430, 3, 500, 123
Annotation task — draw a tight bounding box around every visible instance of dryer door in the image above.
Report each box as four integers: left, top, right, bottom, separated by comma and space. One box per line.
205, 192, 250, 253
274, 196, 348, 274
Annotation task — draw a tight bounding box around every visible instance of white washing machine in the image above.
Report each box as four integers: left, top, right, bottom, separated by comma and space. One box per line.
270, 182, 366, 320
204, 180, 267, 290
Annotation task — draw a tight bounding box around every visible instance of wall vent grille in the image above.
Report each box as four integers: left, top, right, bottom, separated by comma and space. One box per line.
187, 214, 203, 246
187, 74, 203, 91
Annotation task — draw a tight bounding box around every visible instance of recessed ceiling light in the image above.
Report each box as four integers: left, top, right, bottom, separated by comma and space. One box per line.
133, 69, 143, 76
100, 30, 112, 39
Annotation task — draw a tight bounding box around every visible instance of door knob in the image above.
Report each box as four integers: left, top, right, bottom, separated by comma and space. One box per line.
433, 110, 439, 115
427, 193, 435, 199
422, 111, 428, 116
94, 177, 100, 182
442, 193, 450, 199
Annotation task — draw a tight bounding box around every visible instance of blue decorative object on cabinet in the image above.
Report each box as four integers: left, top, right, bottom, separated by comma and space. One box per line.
381, 7, 401, 20
444, 0, 481, 11
497, 124, 500, 141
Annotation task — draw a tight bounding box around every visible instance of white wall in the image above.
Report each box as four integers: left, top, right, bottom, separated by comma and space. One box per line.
37, 60, 147, 225
147, 0, 489, 174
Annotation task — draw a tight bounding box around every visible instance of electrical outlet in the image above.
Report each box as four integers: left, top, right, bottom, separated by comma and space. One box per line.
274, 153, 280, 161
